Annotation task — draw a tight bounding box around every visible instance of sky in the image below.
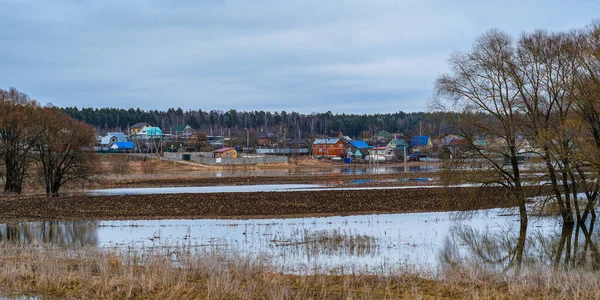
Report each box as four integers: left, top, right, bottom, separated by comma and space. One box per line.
1, 1, 598, 114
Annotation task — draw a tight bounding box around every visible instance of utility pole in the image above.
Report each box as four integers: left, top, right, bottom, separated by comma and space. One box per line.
403, 145, 407, 173
244, 127, 249, 155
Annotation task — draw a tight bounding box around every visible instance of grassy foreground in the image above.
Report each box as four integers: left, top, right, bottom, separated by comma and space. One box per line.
0, 244, 598, 299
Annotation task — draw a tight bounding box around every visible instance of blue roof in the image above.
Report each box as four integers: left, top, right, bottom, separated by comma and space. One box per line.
113, 142, 135, 149
410, 136, 430, 147
349, 140, 369, 148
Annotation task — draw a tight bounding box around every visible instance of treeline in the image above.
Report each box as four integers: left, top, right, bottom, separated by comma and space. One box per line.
435, 20, 600, 226
0, 88, 96, 196
60, 107, 458, 138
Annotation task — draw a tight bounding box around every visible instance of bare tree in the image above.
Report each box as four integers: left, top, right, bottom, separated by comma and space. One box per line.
572, 21, 600, 222
0, 88, 43, 194
435, 30, 530, 227
36, 107, 97, 197
512, 30, 583, 224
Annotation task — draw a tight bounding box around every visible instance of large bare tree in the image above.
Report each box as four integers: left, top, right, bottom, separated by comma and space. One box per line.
0, 88, 43, 194
36, 107, 97, 197
435, 30, 530, 227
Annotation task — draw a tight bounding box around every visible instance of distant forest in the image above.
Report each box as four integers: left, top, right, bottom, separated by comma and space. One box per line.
61, 107, 457, 139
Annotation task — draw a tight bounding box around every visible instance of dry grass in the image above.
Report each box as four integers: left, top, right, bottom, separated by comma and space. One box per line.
1, 244, 599, 299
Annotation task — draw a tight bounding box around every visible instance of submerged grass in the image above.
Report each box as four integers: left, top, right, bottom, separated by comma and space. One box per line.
272, 229, 379, 257
1, 243, 600, 299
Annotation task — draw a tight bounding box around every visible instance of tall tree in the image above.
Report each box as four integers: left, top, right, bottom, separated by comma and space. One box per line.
36, 107, 96, 197
435, 30, 530, 227
0, 88, 43, 194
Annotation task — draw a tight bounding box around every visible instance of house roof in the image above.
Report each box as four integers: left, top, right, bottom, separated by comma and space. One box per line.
313, 138, 341, 145
410, 136, 430, 147
213, 147, 236, 153
131, 122, 150, 129
448, 138, 469, 146
136, 126, 162, 136
377, 130, 392, 137
390, 139, 409, 147
329, 130, 342, 137
258, 132, 276, 138
349, 140, 369, 148
100, 132, 127, 145
289, 138, 309, 145
111, 142, 135, 149
173, 124, 190, 132
372, 146, 389, 150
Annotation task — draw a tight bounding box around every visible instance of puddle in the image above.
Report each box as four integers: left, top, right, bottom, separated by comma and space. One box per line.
2, 209, 594, 274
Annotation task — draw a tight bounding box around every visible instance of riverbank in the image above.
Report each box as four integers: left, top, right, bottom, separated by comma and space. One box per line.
0, 186, 531, 222
0, 244, 597, 299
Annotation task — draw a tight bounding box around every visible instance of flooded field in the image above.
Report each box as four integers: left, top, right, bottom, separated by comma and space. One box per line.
149, 164, 439, 178
87, 182, 437, 195
1, 209, 594, 274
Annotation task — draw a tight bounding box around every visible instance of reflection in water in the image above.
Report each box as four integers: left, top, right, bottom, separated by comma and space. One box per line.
3, 209, 596, 274
158, 164, 440, 178
440, 215, 600, 273
0, 221, 99, 247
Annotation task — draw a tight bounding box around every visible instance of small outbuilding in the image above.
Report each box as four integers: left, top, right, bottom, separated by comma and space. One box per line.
109, 141, 136, 152
213, 147, 238, 158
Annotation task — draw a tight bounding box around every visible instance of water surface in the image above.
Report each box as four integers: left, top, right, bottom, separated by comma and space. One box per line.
3, 209, 593, 274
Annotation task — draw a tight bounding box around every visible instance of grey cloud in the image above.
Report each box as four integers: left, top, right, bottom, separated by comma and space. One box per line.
1, 0, 599, 114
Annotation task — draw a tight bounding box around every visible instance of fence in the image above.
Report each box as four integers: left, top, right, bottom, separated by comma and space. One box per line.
255, 148, 309, 155
163, 152, 288, 165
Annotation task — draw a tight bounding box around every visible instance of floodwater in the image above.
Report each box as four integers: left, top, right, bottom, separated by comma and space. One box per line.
2, 209, 596, 274
171, 164, 439, 178
87, 182, 438, 195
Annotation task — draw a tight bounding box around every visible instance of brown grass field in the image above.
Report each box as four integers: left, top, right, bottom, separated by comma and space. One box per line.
0, 244, 598, 299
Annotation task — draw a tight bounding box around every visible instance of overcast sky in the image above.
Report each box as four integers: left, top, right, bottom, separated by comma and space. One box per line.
1, 1, 598, 114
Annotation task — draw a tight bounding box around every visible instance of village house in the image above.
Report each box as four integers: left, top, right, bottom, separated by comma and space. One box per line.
206, 136, 224, 148
375, 130, 393, 143
172, 124, 195, 138
371, 146, 395, 160
346, 140, 370, 159
129, 122, 151, 135
312, 138, 346, 157
257, 131, 277, 147
442, 138, 469, 159
288, 138, 311, 148
133, 126, 162, 139
410, 136, 433, 159
100, 132, 128, 148
109, 141, 136, 152
387, 138, 409, 150
213, 147, 238, 158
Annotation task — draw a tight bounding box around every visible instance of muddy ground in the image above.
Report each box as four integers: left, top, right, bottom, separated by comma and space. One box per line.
100, 172, 439, 188
0, 185, 541, 222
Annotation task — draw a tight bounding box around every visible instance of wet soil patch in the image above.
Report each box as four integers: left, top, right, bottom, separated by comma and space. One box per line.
0, 186, 539, 222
